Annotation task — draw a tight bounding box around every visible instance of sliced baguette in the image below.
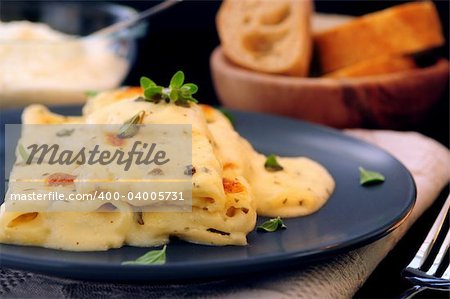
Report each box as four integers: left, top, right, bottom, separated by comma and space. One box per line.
324, 55, 417, 78
216, 0, 312, 76
311, 13, 354, 34
314, 1, 444, 73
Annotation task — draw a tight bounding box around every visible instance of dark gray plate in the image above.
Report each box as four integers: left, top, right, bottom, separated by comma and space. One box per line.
0, 106, 416, 281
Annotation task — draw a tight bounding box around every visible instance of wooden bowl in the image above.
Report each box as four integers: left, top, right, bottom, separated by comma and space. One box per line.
210, 47, 449, 129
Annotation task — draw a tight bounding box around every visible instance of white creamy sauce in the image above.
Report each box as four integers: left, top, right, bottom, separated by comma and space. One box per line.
0, 21, 129, 107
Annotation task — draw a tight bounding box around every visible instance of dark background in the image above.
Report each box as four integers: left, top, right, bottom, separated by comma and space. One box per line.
115, 1, 450, 298
1, 0, 449, 298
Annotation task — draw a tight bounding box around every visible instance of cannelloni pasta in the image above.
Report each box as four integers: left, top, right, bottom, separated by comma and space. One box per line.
0, 86, 334, 251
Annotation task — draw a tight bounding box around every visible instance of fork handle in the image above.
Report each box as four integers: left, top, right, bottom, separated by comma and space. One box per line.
399, 285, 427, 299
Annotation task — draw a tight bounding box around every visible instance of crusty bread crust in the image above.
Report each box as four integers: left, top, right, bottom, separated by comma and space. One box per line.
217, 0, 312, 76
314, 1, 444, 73
325, 55, 417, 78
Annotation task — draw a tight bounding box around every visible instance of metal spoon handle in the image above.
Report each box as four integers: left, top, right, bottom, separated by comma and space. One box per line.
88, 0, 181, 38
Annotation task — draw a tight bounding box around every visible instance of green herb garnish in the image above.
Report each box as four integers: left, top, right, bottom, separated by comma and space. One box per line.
264, 154, 283, 172
218, 108, 235, 126
257, 216, 287, 232
359, 167, 385, 185
140, 77, 156, 89
117, 111, 145, 139
56, 128, 75, 137
84, 90, 99, 98
140, 71, 198, 106
18, 144, 30, 163
121, 245, 167, 265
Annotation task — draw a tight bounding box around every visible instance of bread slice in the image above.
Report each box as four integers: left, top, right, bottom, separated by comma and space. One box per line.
325, 55, 417, 78
314, 1, 444, 73
216, 0, 312, 76
311, 13, 354, 34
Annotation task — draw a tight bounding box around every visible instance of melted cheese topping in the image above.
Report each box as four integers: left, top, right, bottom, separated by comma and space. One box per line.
0, 88, 334, 251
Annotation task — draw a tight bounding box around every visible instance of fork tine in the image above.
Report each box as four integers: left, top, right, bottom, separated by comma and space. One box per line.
407, 196, 450, 269
443, 264, 450, 280
426, 228, 450, 276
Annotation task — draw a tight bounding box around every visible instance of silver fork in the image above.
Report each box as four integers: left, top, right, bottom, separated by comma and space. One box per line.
400, 195, 450, 298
